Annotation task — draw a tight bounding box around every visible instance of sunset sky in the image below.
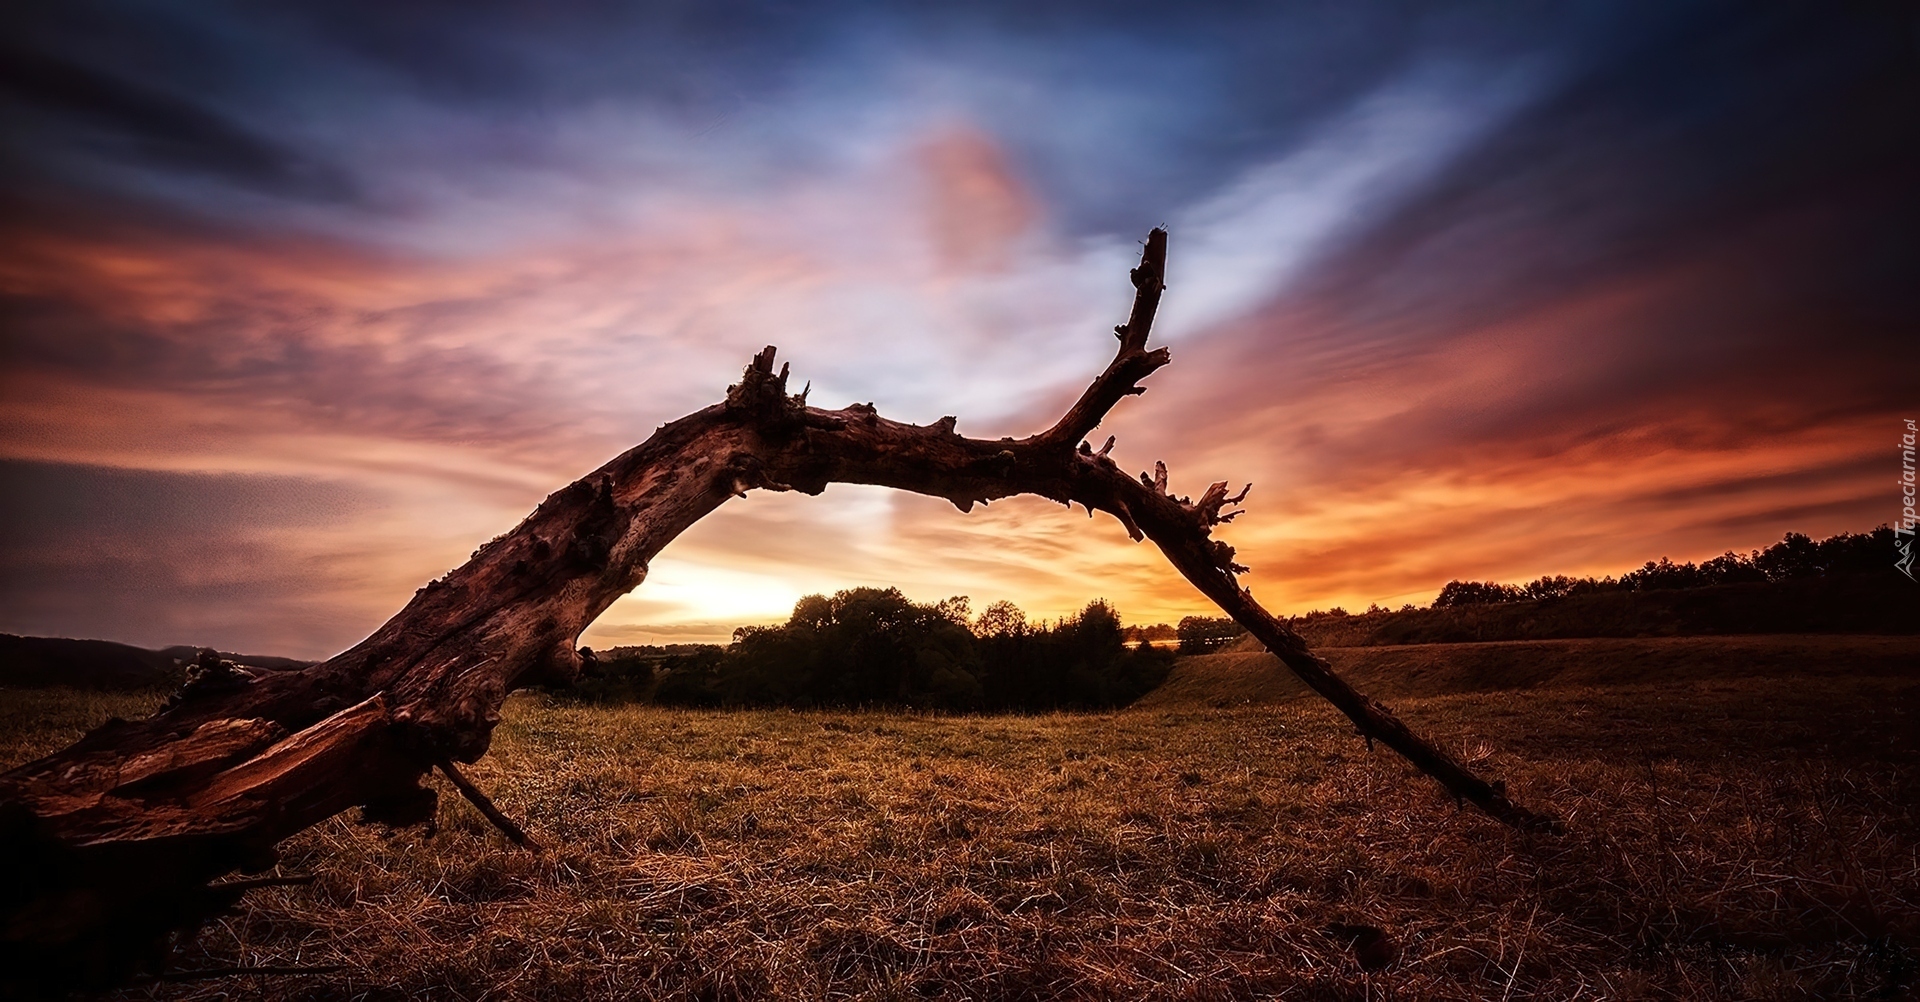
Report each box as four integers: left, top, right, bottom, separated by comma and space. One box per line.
2, 3, 1914, 657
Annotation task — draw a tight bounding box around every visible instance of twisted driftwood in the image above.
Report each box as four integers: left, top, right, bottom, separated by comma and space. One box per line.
0, 228, 1556, 994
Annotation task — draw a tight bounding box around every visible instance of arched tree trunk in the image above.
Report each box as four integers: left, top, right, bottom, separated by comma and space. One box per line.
0, 228, 1556, 995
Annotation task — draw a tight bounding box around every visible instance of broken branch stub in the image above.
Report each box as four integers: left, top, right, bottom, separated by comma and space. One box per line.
0, 226, 1556, 996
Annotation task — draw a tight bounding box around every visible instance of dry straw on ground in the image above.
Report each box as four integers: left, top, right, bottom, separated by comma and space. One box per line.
2, 637, 1914, 1000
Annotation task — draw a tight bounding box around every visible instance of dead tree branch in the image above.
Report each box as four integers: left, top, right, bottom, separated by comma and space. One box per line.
0, 227, 1555, 996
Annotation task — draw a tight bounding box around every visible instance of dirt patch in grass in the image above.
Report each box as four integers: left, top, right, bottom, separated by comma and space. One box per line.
1, 639, 1914, 999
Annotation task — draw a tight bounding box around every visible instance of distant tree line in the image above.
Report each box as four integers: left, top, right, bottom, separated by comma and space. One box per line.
567, 527, 1910, 707
1115, 529, 1911, 649
575, 588, 1172, 712
1432, 528, 1904, 607
1117, 617, 1250, 653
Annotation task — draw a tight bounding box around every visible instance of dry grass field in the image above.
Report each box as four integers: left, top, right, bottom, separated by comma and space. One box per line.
2, 636, 1917, 1000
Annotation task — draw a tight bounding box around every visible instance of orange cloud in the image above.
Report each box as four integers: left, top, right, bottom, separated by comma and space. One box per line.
912, 125, 1040, 273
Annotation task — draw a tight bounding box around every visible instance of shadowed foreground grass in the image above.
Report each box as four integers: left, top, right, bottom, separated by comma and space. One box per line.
4, 663, 1916, 1000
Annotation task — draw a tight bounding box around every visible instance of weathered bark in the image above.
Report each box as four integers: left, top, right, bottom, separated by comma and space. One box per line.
0, 228, 1556, 994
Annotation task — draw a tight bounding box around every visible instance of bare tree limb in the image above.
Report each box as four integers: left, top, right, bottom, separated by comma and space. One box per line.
0, 227, 1555, 996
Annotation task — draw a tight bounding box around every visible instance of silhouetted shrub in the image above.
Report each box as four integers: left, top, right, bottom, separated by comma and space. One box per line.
1433, 581, 1524, 607
642, 589, 1171, 712
976, 599, 1173, 710
1122, 622, 1178, 644
715, 587, 983, 709
641, 646, 727, 707
1176, 616, 1245, 653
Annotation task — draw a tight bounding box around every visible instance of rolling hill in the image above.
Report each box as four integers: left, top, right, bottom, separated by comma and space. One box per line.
0, 634, 315, 689
1136, 633, 1920, 708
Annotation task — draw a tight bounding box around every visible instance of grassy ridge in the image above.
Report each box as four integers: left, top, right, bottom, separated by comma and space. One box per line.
1142, 634, 1920, 709
0, 634, 316, 690
1, 636, 1911, 999
0, 635, 184, 690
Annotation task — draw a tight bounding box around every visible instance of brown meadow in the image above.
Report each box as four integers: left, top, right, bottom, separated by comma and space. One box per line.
2, 635, 1915, 1000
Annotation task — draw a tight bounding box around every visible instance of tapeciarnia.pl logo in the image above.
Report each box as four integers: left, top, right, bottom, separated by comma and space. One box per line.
1899, 418, 1917, 582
